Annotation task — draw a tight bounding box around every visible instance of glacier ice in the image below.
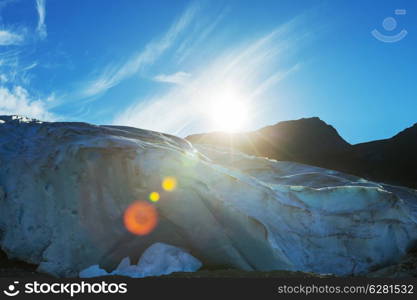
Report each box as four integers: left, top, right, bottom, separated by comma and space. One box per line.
132, 242, 202, 277
0, 115, 417, 277
79, 265, 109, 278
79, 243, 202, 278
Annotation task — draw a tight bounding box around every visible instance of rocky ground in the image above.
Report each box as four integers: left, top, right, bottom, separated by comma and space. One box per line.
0, 251, 46, 278
366, 247, 417, 278
0, 249, 331, 278
2, 248, 416, 278
0, 249, 327, 278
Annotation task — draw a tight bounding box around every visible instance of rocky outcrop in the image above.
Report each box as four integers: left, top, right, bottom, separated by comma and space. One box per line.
1, 115, 417, 277
367, 247, 417, 278
353, 123, 417, 189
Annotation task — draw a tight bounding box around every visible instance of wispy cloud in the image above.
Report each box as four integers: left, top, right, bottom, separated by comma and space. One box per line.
0, 85, 56, 120
0, 30, 24, 45
250, 63, 301, 99
153, 71, 191, 85
81, 2, 199, 98
35, 0, 47, 39
113, 15, 313, 136
174, 7, 228, 65
0, 49, 38, 86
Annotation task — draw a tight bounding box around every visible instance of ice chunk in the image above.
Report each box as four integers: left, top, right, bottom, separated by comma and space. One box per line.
134, 243, 202, 277
115, 256, 131, 271
111, 256, 142, 278
79, 243, 202, 278
79, 265, 108, 278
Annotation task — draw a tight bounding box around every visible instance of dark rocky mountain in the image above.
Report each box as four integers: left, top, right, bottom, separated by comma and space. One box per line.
186, 118, 417, 189
353, 123, 417, 189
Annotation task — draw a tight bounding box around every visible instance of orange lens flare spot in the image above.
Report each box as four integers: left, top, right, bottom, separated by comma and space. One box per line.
162, 176, 177, 191
123, 201, 158, 235
149, 192, 160, 202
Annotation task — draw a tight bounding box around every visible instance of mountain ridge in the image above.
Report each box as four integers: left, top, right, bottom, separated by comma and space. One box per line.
186, 117, 417, 189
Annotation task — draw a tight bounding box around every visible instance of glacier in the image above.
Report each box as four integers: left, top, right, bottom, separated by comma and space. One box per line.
0, 115, 417, 277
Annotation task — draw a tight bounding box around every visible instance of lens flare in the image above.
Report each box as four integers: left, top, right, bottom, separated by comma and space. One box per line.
123, 201, 158, 235
149, 191, 160, 202
162, 176, 177, 191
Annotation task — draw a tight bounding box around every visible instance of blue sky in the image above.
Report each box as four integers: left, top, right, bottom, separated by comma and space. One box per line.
0, 0, 416, 144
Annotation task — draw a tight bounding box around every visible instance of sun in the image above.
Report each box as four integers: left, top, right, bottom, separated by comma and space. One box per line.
207, 87, 249, 132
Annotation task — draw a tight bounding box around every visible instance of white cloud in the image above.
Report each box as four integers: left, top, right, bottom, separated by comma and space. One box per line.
0, 30, 24, 45
0, 74, 8, 82
113, 16, 310, 136
0, 1, 57, 122
153, 71, 191, 85
0, 85, 56, 120
82, 3, 199, 97
35, 0, 47, 39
